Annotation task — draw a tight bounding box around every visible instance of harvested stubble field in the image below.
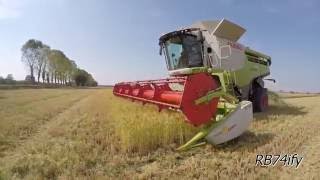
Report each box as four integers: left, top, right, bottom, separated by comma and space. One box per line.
0, 89, 319, 179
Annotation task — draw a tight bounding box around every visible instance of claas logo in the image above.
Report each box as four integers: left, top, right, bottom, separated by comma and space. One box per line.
214, 124, 237, 137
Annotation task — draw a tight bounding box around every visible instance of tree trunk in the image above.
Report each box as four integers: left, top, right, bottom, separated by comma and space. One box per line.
47, 73, 50, 83
42, 71, 45, 83
30, 65, 35, 84
37, 70, 41, 83
54, 72, 57, 84
51, 72, 54, 84
42, 64, 46, 83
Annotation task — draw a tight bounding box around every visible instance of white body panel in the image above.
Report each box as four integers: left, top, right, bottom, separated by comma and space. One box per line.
205, 101, 253, 145
191, 19, 247, 71
209, 36, 246, 71
211, 19, 246, 42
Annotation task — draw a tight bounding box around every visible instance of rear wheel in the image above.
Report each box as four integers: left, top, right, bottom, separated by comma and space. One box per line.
252, 87, 268, 112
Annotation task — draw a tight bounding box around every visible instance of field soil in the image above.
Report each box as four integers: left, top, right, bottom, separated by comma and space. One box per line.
0, 89, 319, 179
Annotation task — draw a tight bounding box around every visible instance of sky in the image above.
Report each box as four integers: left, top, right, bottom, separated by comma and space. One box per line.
0, 0, 319, 92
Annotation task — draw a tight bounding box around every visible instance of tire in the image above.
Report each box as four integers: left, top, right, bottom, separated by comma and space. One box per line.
252, 87, 268, 112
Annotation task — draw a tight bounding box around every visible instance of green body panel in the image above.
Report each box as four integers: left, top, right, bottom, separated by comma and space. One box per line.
234, 57, 270, 88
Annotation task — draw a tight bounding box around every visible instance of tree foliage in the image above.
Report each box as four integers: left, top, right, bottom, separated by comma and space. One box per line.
0, 74, 16, 84
74, 69, 98, 86
21, 39, 45, 83
20, 39, 97, 87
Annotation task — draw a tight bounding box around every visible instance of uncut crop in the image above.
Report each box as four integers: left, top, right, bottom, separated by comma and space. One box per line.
109, 97, 199, 153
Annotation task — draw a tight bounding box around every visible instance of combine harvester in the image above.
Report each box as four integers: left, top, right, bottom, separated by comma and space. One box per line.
113, 19, 272, 150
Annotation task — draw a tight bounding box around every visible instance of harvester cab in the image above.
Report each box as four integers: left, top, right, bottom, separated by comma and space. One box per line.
113, 19, 271, 151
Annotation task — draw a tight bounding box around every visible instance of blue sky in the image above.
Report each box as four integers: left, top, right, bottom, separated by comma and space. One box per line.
0, 0, 319, 92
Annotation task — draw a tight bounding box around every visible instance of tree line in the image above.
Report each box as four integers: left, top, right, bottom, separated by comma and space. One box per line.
21, 39, 97, 86
0, 74, 15, 84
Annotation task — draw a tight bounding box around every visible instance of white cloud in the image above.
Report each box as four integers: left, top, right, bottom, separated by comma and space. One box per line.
0, 0, 23, 19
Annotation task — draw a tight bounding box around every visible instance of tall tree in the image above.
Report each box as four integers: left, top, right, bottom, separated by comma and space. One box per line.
39, 45, 50, 83
48, 50, 57, 83
21, 39, 44, 83
68, 60, 77, 85
35, 44, 50, 83
48, 49, 68, 84
74, 68, 98, 86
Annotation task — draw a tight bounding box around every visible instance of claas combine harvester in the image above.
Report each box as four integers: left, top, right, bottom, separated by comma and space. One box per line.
113, 19, 272, 151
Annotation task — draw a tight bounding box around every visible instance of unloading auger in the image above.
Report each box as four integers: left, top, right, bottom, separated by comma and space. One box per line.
113, 19, 272, 150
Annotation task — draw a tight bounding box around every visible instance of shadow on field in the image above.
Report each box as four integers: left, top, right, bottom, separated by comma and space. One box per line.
254, 105, 307, 121
214, 131, 275, 152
